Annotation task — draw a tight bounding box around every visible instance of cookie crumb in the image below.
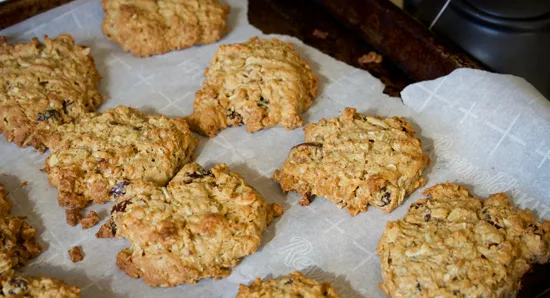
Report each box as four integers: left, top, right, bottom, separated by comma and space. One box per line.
312, 29, 329, 39
68, 246, 84, 263
96, 219, 116, 238
65, 209, 83, 227
267, 203, 284, 223
358, 51, 383, 65
20, 181, 29, 187
299, 193, 313, 206
80, 210, 100, 229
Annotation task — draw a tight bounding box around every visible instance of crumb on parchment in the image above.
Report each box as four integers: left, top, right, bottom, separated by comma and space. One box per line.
68, 246, 84, 263
65, 209, 82, 227
80, 210, 100, 229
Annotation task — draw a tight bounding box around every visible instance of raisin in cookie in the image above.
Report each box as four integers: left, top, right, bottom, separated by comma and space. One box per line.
0, 269, 80, 298
101, 0, 230, 57
0, 184, 41, 274
0, 35, 103, 152
273, 108, 429, 216
186, 37, 318, 137
236, 271, 340, 298
97, 162, 283, 287
44, 105, 198, 210
377, 183, 550, 297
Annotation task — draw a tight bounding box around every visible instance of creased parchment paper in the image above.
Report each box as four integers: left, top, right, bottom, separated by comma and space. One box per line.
1, 0, 549, 297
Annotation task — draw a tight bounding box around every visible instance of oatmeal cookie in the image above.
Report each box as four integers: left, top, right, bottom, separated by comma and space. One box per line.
0, 184, 41, 274
97, 162, 283, 287
0, 34, 103, 151
0, 270, 80, 298
44, 105, 198, 210
273, 108, 429, 216
236, 271, 340, 298
101, 0, 230, 57
186, 37, 318, 137
377, 183, 550, 297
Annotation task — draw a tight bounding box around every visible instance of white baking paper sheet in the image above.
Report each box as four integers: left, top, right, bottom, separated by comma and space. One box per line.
1, 0, 549, 297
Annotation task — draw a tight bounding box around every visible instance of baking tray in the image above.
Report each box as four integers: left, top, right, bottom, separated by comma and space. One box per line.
0, 0, 72, 29
0, 0, 548, 296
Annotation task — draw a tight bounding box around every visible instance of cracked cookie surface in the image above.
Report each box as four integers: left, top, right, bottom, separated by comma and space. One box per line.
0, 270, 80, 298
0, 34, 103, 151
44, 105, 198, 210
377, 183, 550, 297
97, 162, 283, 287
0, 184, 41, 274
101, 0, 230, 57
236, 271, 340, 298
186, 37, 318, 137
274, 107, 429, 216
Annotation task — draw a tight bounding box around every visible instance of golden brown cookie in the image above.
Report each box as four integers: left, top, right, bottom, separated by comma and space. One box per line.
0, 270, 80, 298
0, 34, 103, 152
44, 105, 198, 210
186, 37, 318, 137
274, 108, 429, 216
101, 0, 230, 57
377, 183, 550, 297
97, 162, 283, 287
236, 271, 340, 298
0, 184, 41, 274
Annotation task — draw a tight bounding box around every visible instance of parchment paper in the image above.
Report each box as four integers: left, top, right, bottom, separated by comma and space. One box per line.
1, 0, 549, 297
